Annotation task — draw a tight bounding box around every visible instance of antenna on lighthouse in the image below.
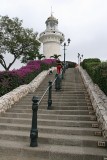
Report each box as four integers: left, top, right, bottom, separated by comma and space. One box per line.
51, 6, 54, 16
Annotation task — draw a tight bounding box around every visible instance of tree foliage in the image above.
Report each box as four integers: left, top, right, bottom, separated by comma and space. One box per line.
50, 54, 61, 59
37, 54, 45, 60
0, 15, 40, 70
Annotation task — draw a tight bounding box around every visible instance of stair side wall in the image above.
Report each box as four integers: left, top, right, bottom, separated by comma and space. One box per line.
78, 66, 107, 138
0, 67, 56, 114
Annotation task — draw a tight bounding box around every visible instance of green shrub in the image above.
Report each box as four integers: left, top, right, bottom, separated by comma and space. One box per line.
85, 62, 100, 80
81, 58, 107, 96
94, 62, 107, 95
81, 58, 101, 69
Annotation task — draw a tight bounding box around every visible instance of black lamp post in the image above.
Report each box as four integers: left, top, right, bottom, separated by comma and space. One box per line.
60, 38, 71, 72
78, 53, 83, 65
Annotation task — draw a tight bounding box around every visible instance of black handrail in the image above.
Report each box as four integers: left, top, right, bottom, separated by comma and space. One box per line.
38, 76, 57, 106
30, 73, 62, 147
30, 96, 39, 147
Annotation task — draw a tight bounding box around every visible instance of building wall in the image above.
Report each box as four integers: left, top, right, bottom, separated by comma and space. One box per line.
43, 41, 60, 58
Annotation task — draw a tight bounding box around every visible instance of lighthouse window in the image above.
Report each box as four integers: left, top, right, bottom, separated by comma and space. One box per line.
50, 22, 54, 28
53, 31, 55, 33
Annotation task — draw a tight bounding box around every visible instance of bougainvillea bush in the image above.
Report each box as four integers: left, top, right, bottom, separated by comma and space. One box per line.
0, 59, 56, 96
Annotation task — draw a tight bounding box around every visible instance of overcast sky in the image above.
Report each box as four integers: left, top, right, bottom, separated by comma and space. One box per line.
0, 0, 107, 70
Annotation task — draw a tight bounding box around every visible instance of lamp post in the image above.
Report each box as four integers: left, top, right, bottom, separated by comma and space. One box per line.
78, 53, 83, 65
60, 38, 70, 72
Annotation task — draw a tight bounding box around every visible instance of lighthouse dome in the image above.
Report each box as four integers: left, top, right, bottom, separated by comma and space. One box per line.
45, 15, 58, 24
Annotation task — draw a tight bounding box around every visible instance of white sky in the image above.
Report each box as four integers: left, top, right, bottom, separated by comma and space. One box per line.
0, 0, 107, 70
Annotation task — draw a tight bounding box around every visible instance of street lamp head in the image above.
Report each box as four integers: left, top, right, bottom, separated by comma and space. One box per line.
67, 38, 71, 44
64, 42, 66, 46
60, 39, 63, 44
78, 53, 80, 58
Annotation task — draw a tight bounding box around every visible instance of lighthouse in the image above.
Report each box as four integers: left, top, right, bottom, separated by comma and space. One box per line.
39, 14, 64, 58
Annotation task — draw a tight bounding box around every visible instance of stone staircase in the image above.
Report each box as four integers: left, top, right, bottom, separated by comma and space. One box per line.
0, 68, 107, 160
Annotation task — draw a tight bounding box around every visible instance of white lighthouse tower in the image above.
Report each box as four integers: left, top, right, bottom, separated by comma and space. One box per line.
39, 13, 64, 58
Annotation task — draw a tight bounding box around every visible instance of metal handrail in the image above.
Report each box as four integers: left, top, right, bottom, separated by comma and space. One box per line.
38, 76, 57, 106
30, 73, 63, 147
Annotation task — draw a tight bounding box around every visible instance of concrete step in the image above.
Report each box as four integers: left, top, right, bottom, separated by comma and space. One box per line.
0, 130, 106, 148
44, 106, 92, 110
0, 117, 98, 128
11, 105, 93, 110
0, 123, 101, 136
1, 112, 96, 121
0, 140, 107, 160
15, 103, 90, 109
0, 155, 46, 160
40, 102, 92, 106
17, 98, 91, 103
26, 94, 90, 99
8, 108, 95, 115
28, 90, 90, 94
18, 97, 91, 103
15, 102, 91, 107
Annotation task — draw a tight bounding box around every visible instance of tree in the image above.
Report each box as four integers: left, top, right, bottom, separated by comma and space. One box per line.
50, 54, 61, 59
0, 15, 40, 70
37, 54, 45, 60
21, 51, 39, 63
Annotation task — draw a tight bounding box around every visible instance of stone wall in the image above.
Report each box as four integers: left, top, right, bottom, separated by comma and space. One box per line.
0, 67, 56, 114
79, 66, 107, 138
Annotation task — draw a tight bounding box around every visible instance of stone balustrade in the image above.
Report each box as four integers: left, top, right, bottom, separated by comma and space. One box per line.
79, 66, 107, 138
0, 67, 56, 114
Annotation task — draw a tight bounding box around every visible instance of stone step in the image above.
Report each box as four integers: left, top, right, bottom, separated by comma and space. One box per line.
0, 155, 45, 160
26, 94, 90, 98
0, 117, 98, 128
18, 98, 91, 103
14, 102, 91, 107
1, 112, 96, 121
44, 106, 93, 110
13, 105, 93, 110
38, 119, 98, 128
39, 91, 88, 94
40, 102, 92, 106
27, 91, 90, 95
0, 130, 106, 148
0, 123, 101, 136
29, 94, 90, 97
16, 92, 89, 99
0, 140, 107, 160
17, 98, 91, 102
36, 85, 86, 88
8, 109, 94, 115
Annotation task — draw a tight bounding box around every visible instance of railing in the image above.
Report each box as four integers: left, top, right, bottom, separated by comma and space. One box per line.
30, 72, 63, 147
38, 76, 57, 109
